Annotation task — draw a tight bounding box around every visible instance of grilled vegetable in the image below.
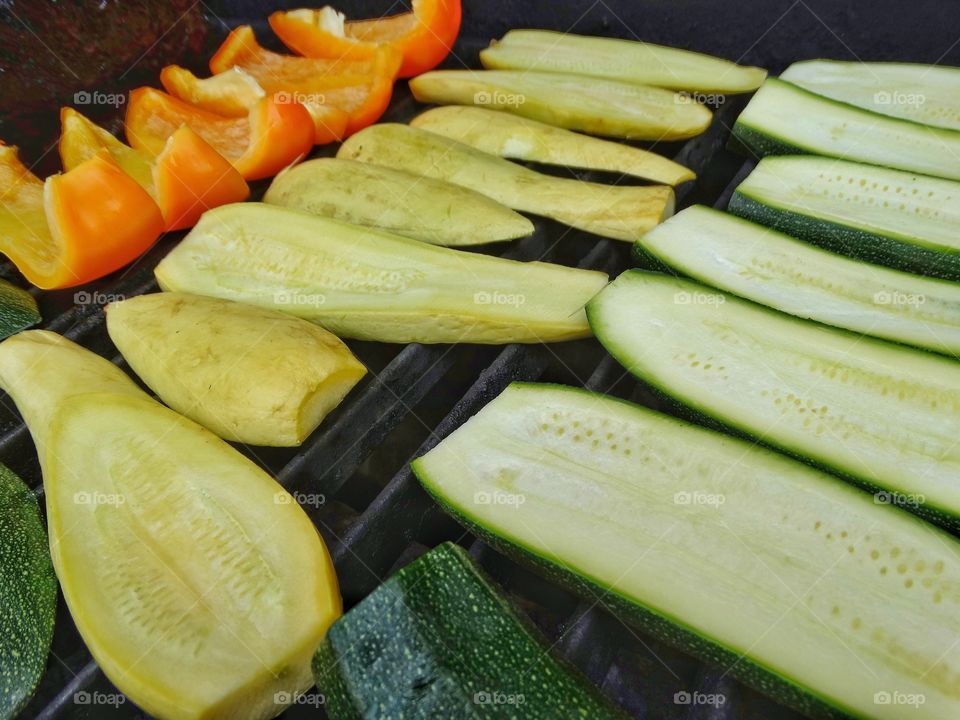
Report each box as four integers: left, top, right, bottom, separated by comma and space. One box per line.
481, 30, 766, 93
639, 205, 960, 355
314, 542, 627, 720
339, 124, 674, 241
0, 330, 341, 720
413, 382, 960, 720
732, 78, 960, 181
781, 60, 960, 130
0, 280, 39, 340
728, 155, 960, 281
125, 87, 314, 181
264, 158, 532, 246
0, 144, 163, 290
588, 271, 960, 531
269, 0, 461, 79
155, 203, 607, 344
411, 106, 694, 185
107, 293, 366, 447
0, 463, 56, 720
60, 108, 249, 232
409, 70, 712, 140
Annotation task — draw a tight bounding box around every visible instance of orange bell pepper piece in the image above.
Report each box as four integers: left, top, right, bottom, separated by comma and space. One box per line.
60, 108, 249, 231
208, 25, 398, 136
125, 87, 314, 181
0, 144, 163, 289
160, 64, 348, 144
269, 0, 462, 78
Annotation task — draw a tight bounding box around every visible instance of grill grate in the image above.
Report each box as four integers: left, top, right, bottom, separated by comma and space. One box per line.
9, 66, 799, 720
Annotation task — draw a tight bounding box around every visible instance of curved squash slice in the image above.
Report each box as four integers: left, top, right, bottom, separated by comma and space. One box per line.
0, 330, 341, 720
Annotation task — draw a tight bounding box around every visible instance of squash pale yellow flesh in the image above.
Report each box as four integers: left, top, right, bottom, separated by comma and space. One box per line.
154, 203, 609, 344
338, 124, 675, 241
0, 331, 341, 720
263, 158, 533, 246
107, 292, 367, 446
410, 106, 695, 185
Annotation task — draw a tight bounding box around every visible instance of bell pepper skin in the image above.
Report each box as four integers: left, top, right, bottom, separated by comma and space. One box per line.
125, 88, 314, 181
0, 145, 163, 289
269, 0, 461, 78
60, 108, 249, 231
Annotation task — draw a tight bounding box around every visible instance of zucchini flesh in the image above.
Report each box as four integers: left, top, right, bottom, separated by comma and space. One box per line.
781, 60, 960, 130
106, 293, 367, 447
408, 70, 712, 141
587, 272, 960, 531
480, 29, 767, 93
0, 330, 341, 720
0, 279, 39, 341
732, 78, 960, 181
338, 124, 675, 242
314, 543, 627, 720
410, 106, 695, 185
0, 463, 56, 720
155, 203, 609, 344
729, 155, 960, 281
413, 383, 960, 720
639, 205, 960, 355
263, 158, 534, 246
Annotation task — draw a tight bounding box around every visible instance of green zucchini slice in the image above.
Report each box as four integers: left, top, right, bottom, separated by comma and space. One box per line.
728, 155, 960, 281
0, 279, 39, 341
638, 205, 960, 354
314, 542, 627, 720
413, 382, 960, 720
0, 464, 55, 720
155, 203, 608, 345
480, 30, 767, 93
587, 271, 960, 531
781, 60, 960, 130
732, 78, 960, 181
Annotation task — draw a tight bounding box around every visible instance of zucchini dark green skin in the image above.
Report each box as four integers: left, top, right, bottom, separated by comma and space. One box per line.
313, 542, 627, 720
729, 122, 811, 159
0, 464, 56, 719
727, 192, 960, 281
415, 471, 859, 720
0, 280, 40, 341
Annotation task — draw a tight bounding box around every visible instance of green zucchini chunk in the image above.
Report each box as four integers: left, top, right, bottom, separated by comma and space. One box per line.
0, 279, 39, 341
587, 271, 960, 531
480, 30, 767, 93
409, 70, 712, 141
639, 205, 960, 355
413, 382, 960, 720
732, 78, 960, 181
0, 463, 56, 720
263, 158, 533, 246
410, 106, 695, 185
338, 124, 675, 242
154, 203, 608, 344
728, 155, 960, 281
781, 60, 960, 130
314, 542, 627, 720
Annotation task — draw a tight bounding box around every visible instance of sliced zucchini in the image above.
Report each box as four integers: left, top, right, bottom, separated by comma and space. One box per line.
413, 383, 960, 720
338, 125, 675, 241
0, 279, 39, 340
314, 542, 627, 720
0, 463, 56, 720
639, 205, 960, 355
0, 330, 341, 720
263, 158, 534, 246
587, 271, 960, 531
781, 60, 960, 130
154, 203, 609, 344
107, 292, 367, 447
728, 155, 960, 281
732, 78, 960, 181
410, 106, 695, 185
408, 70, 712, 140
480, 30, 767, 93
